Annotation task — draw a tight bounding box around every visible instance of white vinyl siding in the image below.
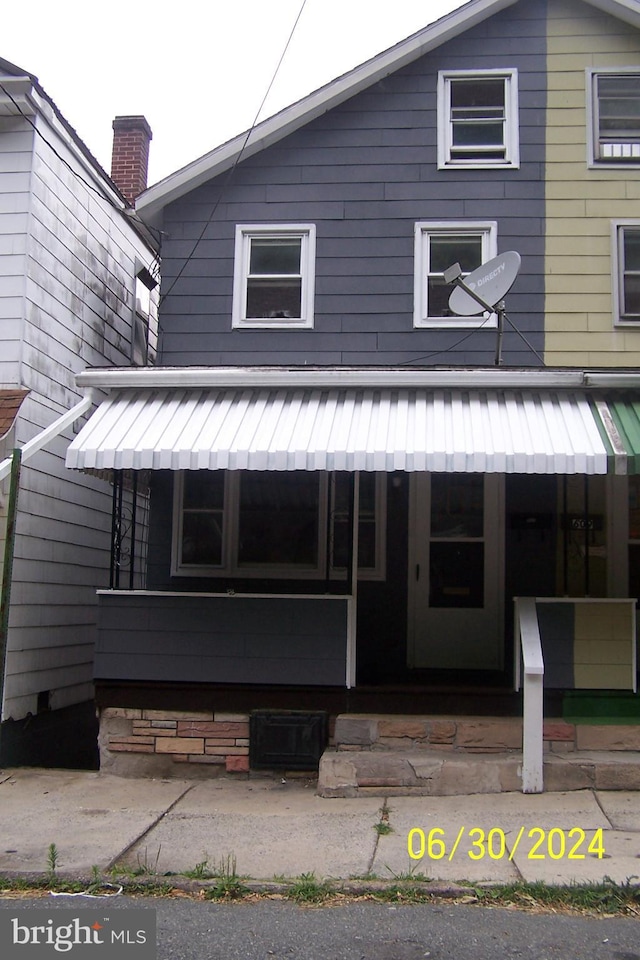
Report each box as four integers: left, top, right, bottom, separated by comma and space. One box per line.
0, 92, 158, 720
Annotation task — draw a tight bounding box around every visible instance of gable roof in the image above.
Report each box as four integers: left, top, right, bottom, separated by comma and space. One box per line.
0, 56, 158, 252
135, 0, 640, 228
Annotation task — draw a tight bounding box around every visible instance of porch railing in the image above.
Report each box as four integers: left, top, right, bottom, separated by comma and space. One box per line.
514, 597, 544, 793
515, 596, 637, 793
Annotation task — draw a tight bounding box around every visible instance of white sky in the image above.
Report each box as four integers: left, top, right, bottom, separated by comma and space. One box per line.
3, 0, 465, 186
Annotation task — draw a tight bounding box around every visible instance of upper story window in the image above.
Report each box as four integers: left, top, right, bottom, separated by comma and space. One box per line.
437, 69, 519, 169
131, 263, 157, 365
413, 221, 498, 328
173, 470, 386, 581
589, 70, 640, 165
232, 224, 316, 329
613, 222, 640, 325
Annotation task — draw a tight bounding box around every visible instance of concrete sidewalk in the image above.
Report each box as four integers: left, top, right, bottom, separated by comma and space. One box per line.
0, 768, 639, 887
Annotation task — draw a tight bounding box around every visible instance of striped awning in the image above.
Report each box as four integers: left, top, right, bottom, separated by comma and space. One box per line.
65, 387, 611, 474
597, 398, 640, 473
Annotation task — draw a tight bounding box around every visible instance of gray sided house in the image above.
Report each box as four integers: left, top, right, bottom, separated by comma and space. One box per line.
0, 60, 158, 766
67, 0, 640, 791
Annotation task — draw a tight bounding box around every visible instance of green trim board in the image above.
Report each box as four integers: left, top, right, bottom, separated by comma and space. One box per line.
563, 690, 640, 722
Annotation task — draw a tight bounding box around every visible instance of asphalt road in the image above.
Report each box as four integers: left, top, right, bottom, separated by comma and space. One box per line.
1, 897, 639, 959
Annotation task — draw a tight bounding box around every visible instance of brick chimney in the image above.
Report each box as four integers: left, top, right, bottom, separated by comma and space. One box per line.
111, 115, 153, 204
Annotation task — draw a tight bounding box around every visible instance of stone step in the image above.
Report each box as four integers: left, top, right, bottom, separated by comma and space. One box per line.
332, 713, 640, 754
317, 748, 640, 797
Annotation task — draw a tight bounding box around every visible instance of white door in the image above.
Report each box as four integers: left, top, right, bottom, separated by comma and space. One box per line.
408, 473, 504, 670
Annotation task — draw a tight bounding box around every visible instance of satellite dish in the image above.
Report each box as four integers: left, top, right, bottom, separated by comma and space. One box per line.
448, 250, 521, 316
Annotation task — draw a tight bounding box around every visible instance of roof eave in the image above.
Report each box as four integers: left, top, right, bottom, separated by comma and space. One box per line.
135, 0, 517, 227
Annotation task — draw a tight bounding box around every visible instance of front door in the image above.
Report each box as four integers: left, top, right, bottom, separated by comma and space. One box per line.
408, 473, 504, 670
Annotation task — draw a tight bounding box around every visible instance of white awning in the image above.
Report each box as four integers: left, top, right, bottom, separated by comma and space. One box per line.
65, 387, 610, 474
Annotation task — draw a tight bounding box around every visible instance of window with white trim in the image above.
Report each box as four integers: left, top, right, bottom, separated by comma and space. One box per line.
589, 70, 640, 165
131, 264, 157, 365
613, 222, 640, 324
413, 221, 498, 328
438, 69, 519, 168
173, 470, 386, 580
232, 225, 316, 328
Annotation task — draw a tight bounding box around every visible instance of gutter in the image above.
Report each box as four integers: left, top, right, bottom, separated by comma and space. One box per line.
74, 366, 600, 391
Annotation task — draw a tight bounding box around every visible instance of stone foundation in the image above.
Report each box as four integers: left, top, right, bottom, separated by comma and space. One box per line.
98, 708, 640, 780
99, 708, 251, 778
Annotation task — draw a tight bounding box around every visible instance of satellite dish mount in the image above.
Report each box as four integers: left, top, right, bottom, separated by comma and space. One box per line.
444, 251, 521, 366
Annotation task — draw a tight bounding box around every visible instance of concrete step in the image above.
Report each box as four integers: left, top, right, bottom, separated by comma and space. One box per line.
317, 748, 640, 797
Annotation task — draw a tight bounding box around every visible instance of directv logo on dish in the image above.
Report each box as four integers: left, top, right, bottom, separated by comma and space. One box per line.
472, 260, 506, 290
0, 909, 156, 957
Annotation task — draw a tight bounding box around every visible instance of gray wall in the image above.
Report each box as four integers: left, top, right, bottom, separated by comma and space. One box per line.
95, 593, 349, 686
158, 0, 546, 368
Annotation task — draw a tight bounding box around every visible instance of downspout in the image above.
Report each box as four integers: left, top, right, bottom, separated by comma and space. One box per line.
0, 449, 21, 729
346, 472, 360, 690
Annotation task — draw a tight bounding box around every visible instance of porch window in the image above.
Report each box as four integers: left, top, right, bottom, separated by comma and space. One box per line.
613, 223, 640, 324
413, 221, 498, 327
429, 474, 484, 608
437, 69, 519, 168
232, 224, 316, 328
589, 70, 640, 165
173, 471, 385, 579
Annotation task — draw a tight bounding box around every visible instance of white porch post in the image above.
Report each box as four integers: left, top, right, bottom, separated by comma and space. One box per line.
346, 471, 359, 689
516, 598, 545, 794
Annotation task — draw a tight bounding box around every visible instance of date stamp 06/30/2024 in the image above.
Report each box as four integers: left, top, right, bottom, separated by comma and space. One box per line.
407, 827, 606, 862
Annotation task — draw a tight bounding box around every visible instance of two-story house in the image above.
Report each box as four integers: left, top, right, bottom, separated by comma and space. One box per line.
0, 59, 158, 766
66, 0, 640, 791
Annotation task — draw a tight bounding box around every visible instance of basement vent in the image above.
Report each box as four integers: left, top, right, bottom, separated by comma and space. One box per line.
250, 711, 328, 770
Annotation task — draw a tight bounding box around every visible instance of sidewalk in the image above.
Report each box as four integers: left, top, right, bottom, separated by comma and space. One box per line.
0, 768, 638, 887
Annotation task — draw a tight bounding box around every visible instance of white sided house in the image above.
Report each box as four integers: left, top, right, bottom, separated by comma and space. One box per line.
0, 58, 158, 766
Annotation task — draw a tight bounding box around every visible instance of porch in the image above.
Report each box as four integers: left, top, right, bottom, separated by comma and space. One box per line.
93, 590, 640, 792
64, 367, 640, 792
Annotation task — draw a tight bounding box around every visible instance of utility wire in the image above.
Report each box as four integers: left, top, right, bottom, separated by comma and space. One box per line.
1, 80, 123, 206
401, 308, 544, 367
158, 0, 309, 309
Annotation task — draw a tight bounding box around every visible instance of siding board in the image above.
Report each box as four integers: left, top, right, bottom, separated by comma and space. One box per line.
1, 100, 158, 720
158, 0, 547, 368
95, 594, 349, 687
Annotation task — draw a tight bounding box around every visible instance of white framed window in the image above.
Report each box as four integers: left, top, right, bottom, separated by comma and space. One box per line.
437, 69, 519, 169
232, 224, 316, 328
131, 263, 157, 365
588, 69, 640, 166
413, 221, 498, 328
172, 470, 386, 580
612, 221, 640, 325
